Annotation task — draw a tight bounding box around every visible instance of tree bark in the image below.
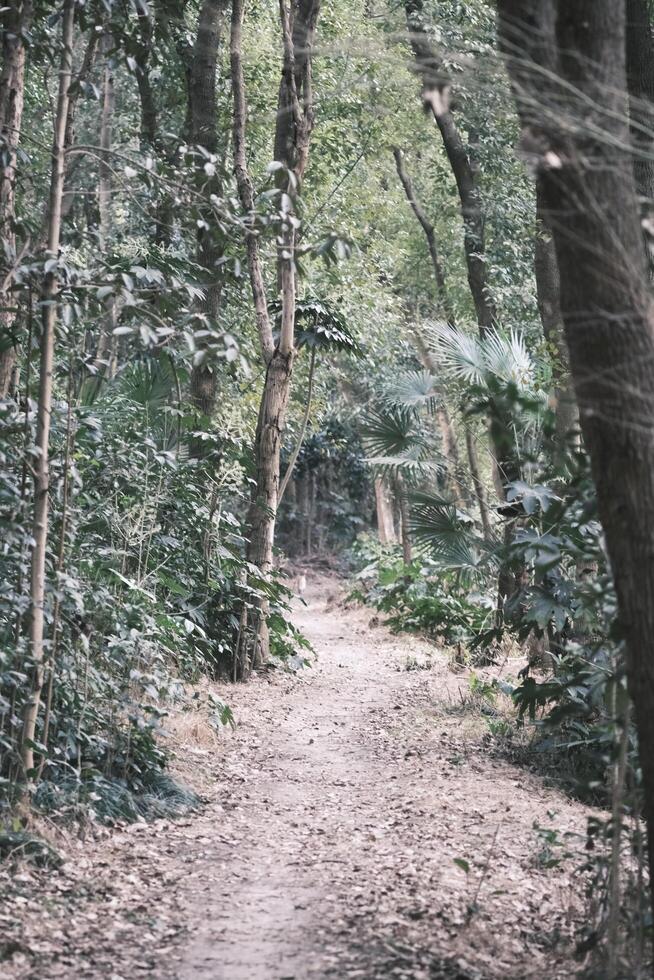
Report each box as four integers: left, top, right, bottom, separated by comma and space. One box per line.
394, 473, 413, 565
189, 0, 230, 420
95, 28, 117, 375
498, 0, 654, 921
279, 345, 316, 504
374, 476, 397, 545
0, 0, 33, 398
465, 425, 493, 542
534, 183, 578, 454
20, 0, 75, 779
626, 0, 654, 206
231, 0, 321, 667
392, 146, 451, 321
404, 0, 496, 335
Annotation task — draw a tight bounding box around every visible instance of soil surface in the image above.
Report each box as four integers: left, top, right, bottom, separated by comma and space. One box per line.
1, 572, 593, 979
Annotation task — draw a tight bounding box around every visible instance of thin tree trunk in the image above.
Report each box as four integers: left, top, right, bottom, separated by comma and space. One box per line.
0, 1, 33, 398
189, 0, 230, 420
231, 0, 320, 666
374, 476, 397, 545
279, 346, 316, 504
465, 425, 493, 542
392, 146, 451, 321
95, 29, 117, 375
404, 0, 496, 335
37, 362, 75, 781
231, 0, 283, 669
394, 473, 413, 565
534, 184, 578, 454
499, 0, 654, 921
20, 0, 75, 779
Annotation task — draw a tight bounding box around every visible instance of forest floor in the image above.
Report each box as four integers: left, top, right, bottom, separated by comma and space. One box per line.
1, 570, 597, 979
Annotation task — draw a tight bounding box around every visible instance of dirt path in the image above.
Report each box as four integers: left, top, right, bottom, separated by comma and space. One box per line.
2, 574, 592, 979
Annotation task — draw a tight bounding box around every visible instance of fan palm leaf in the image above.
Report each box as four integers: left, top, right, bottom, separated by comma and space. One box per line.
429, 323, 487, 386
361, 405, 423, 459
383, 369, 442, 411
407, 488, 497, 581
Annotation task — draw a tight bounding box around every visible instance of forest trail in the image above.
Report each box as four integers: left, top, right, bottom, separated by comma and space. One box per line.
3, 573, 591, 980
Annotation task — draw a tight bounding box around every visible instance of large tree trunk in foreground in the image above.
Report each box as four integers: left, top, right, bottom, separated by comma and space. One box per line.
20, 0, 75, 779
499, 0, 654, 920
0, 1, 33, 398
626, 0, 654, 207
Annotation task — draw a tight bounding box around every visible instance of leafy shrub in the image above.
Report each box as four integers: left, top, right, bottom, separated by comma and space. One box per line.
349, 535, 494, 645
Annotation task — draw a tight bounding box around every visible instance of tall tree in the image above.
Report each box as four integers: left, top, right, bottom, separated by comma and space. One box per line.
0, 1, 33, 398
393, 148, 479, 514
626, 0, 654, 206
95, 28, 117, 374
533, 186, 577, 454
231, 0, 321, 666
403, 0, 496, 335
188, 0, 230, 419
498, 0, 654, 914
20, 0, 76, 778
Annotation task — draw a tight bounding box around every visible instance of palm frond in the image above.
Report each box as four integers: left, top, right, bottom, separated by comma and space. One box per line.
483, 329, 534, 389
365, 456, 444, 484
361, 405, 422, 459
429, 323, 486, 385
118, 356, 177, 410
383, 369, 442, 410
408, 488, 494, 580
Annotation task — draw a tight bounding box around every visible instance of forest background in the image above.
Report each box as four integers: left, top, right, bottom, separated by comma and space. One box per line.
2, 0, 654, 975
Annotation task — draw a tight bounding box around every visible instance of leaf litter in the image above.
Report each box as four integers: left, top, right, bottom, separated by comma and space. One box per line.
1, 572, 594, 979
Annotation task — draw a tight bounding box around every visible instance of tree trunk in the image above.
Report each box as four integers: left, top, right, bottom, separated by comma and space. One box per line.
626, 0, 654, 207
231, 0, 321, 666
189, 0, 230, 421
20, 0, 75, 779
404, 0, 496, 335
245, 351, 294, 579
95, 29, 117, 376
534, 184, 578, 454
374, 476, 397, 545
392, 146, 451, 322
394, 474, 413, 565
465, 425, 493, 541
499, 0, 654, 922
279, 346, 316, 504
0, 1, 33, 398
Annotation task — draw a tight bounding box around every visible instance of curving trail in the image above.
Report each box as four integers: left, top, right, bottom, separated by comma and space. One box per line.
2, 573, 591, 979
